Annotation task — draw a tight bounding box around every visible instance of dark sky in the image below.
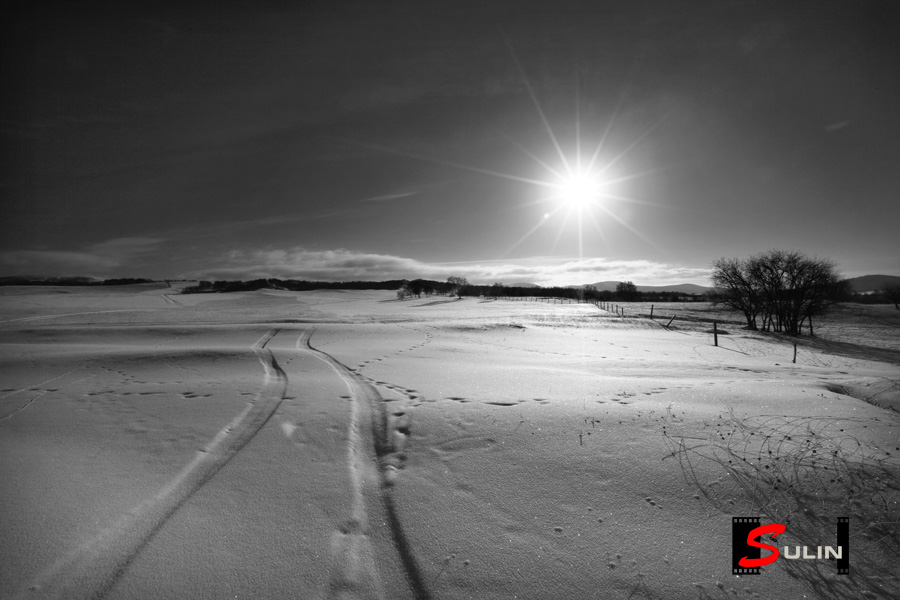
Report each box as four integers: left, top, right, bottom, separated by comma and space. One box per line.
3, 0, 899, 285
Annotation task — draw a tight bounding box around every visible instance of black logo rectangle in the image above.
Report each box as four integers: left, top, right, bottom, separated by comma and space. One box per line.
731, 516, 849, 575
732, 517, 760, 575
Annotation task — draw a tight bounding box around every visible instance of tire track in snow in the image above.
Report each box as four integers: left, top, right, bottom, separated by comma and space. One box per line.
298, 332, 432, 600
161, 294, 183, 306
18, 329, 288, 600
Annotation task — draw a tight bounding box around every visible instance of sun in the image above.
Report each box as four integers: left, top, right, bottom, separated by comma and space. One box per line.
556, 170, 601, 209
347, 42, 666, 260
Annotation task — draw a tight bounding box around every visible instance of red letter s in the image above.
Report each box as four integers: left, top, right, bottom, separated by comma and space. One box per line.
738, 523, 785, 568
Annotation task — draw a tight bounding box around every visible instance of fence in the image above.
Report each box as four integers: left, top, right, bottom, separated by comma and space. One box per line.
477, 295, 741, 348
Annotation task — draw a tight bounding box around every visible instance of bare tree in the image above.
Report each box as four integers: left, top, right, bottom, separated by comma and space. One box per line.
711, 250, 846, 336
710, 257, 762, 329
883, 285, 900, 310
447, 276, 468, 299
756, 250, 845, 336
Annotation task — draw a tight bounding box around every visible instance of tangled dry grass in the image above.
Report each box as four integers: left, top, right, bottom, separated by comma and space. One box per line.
663, 409, 900, 599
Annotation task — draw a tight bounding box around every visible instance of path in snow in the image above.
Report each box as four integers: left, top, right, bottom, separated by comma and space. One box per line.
300, 331, 430, 600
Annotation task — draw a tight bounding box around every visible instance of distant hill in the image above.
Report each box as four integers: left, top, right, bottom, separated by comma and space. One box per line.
587, 281, 713, 294
845, 274, 900, 293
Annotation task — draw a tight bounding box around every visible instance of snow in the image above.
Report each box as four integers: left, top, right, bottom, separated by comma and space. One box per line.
1, 287, 897, 599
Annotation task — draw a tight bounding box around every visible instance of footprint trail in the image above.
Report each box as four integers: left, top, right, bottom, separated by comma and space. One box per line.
299, 332, 431, 600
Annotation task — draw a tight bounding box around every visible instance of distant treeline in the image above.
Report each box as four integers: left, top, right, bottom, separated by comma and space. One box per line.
180, 278, 708, 301
5, 275, 893, 308
847, 290, 899, 306
398, 279, 705, 302
0, 277, 156, 286
456, 284, 703, 303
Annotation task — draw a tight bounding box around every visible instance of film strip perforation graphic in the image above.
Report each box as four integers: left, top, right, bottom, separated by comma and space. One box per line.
836, 517, 849, 575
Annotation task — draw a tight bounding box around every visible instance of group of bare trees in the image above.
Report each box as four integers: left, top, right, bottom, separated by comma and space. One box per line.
710, 250, 849, 336
615, 281, 639, 301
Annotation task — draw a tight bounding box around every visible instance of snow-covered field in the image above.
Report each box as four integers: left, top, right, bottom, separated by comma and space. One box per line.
1, 285, 898, 599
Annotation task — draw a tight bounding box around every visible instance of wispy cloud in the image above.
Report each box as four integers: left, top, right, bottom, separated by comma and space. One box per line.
358, 180, 454, 204
0, 250, 120, 276
88, 237, 165, 258
185, 247, 711, 287
187, 248, 428, 282
162, 216, 302, 240
0, 237, 166, 277
154, 212, 351, 242
359, 191, 416, 203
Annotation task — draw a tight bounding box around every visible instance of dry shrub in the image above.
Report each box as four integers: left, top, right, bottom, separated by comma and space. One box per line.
664, 410, 900, 599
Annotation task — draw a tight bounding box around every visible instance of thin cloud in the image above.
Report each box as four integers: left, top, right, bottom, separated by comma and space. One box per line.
185, 247, 711, 287
190, 248, 428, 282
359, 191, 416, 203
158, 212, 349, 242
162, 216, 303, 240
0, 237, 166, 277
0, 250, 120, 276
88, 237, 166, 258
358, 180, 455, 204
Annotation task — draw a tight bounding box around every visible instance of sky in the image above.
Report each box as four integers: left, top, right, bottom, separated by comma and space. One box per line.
3, 0, 899, 286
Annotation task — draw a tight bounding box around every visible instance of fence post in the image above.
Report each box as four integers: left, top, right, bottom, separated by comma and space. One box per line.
713, 321, 718, 346
650, 305, 654, 319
